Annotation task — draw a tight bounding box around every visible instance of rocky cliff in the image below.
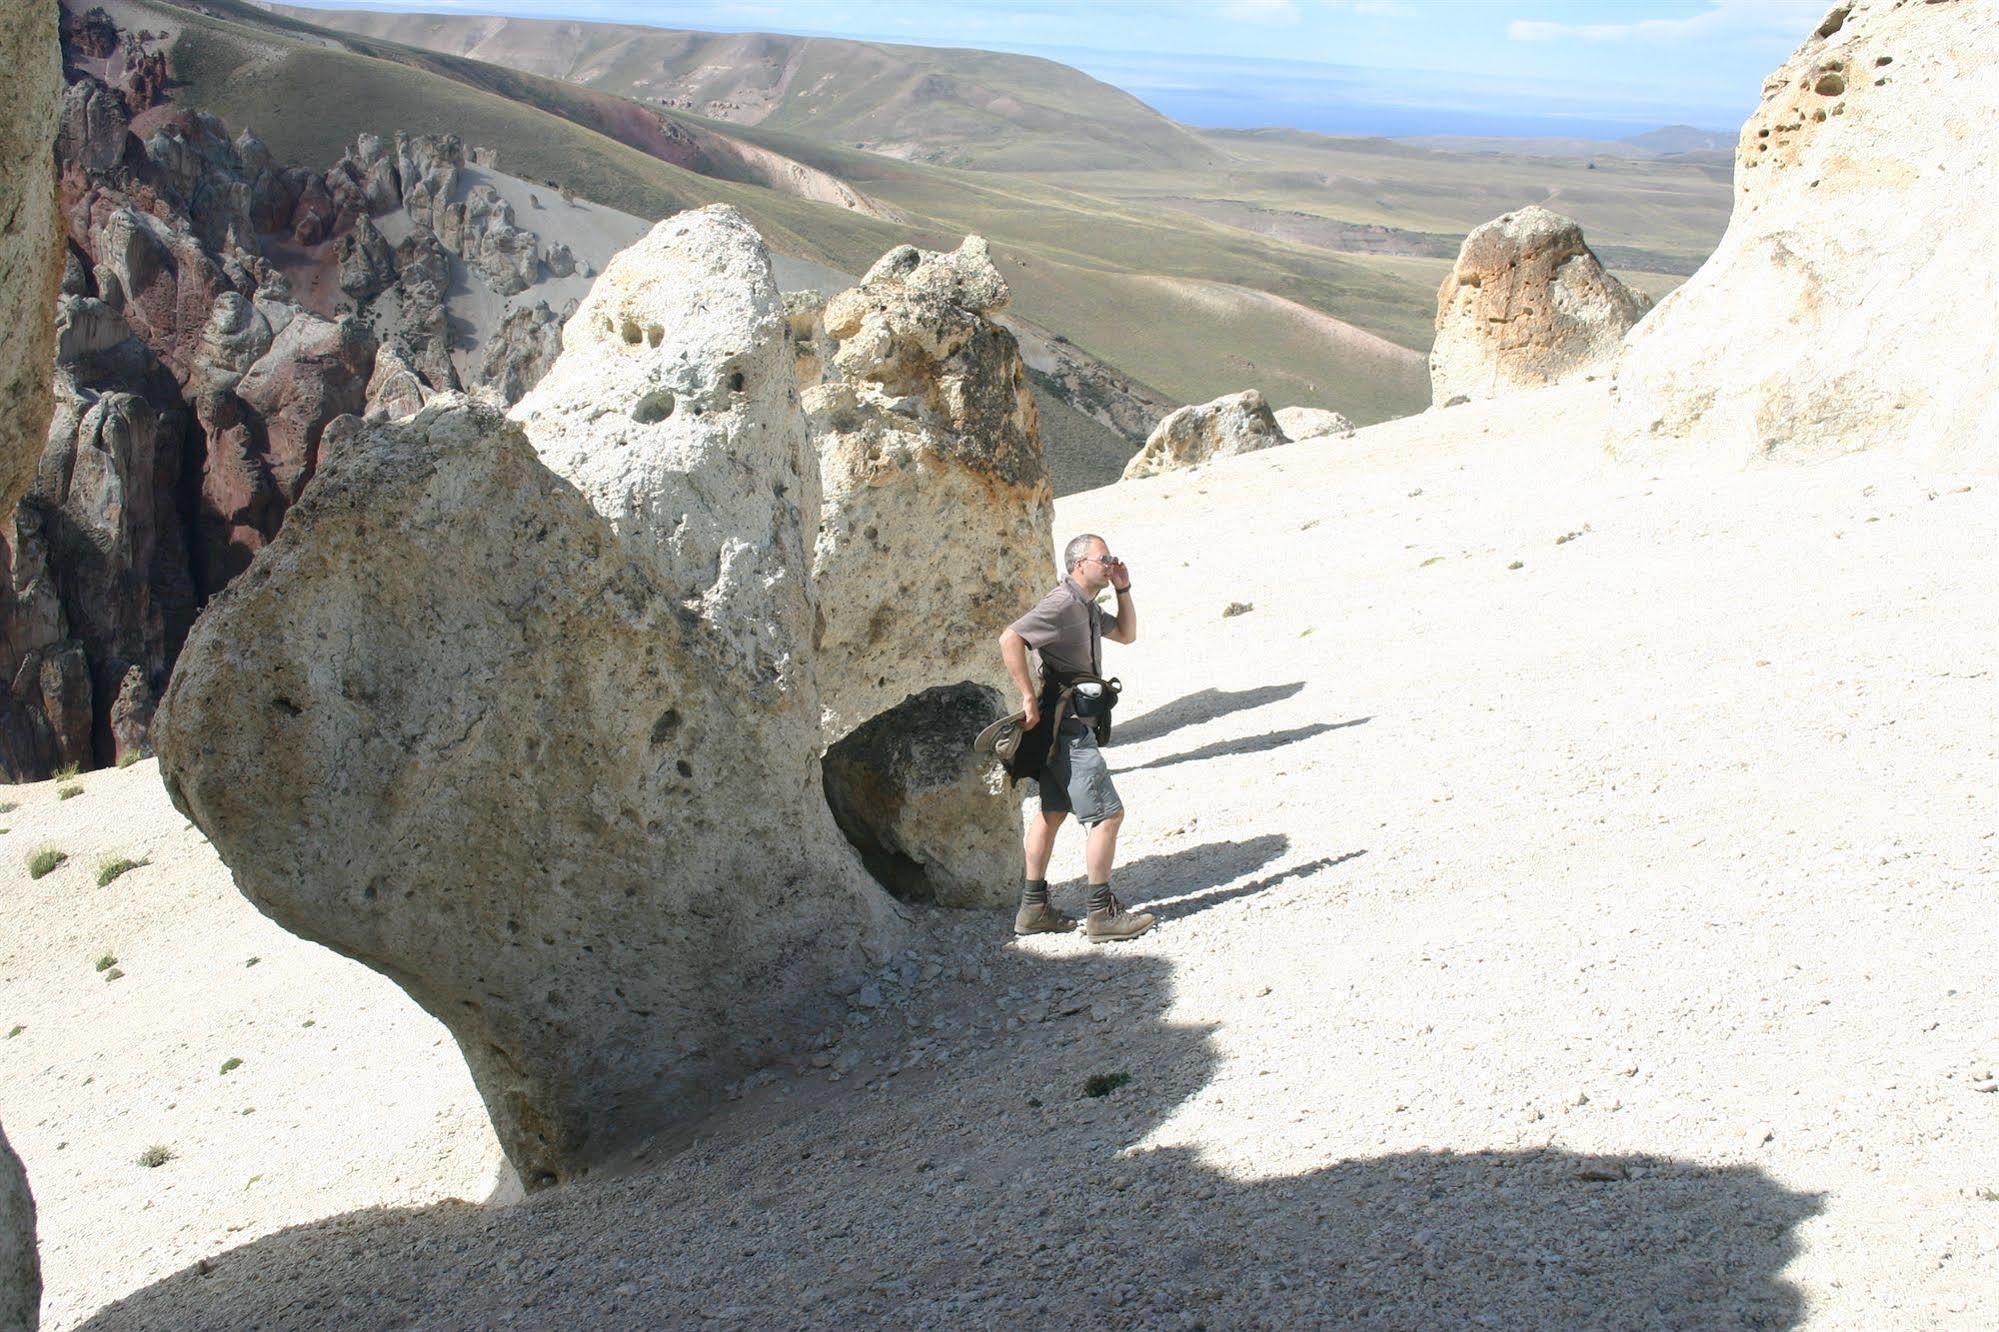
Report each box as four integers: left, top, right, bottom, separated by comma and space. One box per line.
1609, 0, 1999, 464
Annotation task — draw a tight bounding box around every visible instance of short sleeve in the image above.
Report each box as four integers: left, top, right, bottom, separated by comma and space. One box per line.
1008, 588, 1067, 649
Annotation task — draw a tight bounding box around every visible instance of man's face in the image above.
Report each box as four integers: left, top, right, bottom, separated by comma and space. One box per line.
1073, 539, 1117, 593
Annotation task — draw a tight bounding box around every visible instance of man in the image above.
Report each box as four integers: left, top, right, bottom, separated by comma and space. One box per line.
998, 533, 1154, 943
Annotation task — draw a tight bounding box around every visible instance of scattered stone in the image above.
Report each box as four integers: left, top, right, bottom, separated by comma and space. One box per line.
1273, 405, 1355, 441
1124, 390, 1286, 481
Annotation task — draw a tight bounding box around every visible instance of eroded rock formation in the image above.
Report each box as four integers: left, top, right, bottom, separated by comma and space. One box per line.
1123, 388, 1286, 480
0, 296, 192, 777
1429, 206, 1649, 408
803, 236, 1055, 741
156, 390, 905, 1190
0, 1118, 36, 1332
1609, 0, 1999, 464
1, 1, 64, 523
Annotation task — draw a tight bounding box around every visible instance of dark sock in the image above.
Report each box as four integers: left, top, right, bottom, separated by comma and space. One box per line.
1087, 882, 1112, 915
1021, 878, 1049, 906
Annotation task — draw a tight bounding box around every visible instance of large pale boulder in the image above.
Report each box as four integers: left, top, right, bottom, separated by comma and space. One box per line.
1123, 389, 1285, 480
1429, 206, 1649, 408
155, 396, 905, 1190
823, 684, 1017, 908
1, 1, 64, 522
804, 237, 1054, 741
1609, 1, 1999, 465
0, 1119, 36, 1332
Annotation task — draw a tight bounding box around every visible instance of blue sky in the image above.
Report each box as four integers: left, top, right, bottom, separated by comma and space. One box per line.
289, 0, 1831, 138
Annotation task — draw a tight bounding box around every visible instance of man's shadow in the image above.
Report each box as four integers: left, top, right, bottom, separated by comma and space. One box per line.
1114, 717, 1370, 774
1112, 682, 1307, 746
84, 935, 1823, 1330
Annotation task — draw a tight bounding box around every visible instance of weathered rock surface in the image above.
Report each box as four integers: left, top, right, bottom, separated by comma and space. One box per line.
1429, 206, 1649, 408
1, 1, 64, 524
804, 237, 1054, 740
336, 216, 397, 299
1123, 389, 1286, 480
513, 207, 824, 703
1274, 405, 1356, 441
1609, 0, 1999, 465
823, 684, 1018, 909
0, 1117, 36, 1332
155, 396, 905, 1190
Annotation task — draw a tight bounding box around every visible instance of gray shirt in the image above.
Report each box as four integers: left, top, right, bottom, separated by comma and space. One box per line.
1009, 577, 1121, 680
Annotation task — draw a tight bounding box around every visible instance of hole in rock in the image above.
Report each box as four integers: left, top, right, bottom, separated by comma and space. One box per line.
650, 708, 682, 744
633, 390, 676, 424
646, 325, 664, 348
1815, 72, 1846, 96
729, 371, 746, 392
620, 318, 642, 345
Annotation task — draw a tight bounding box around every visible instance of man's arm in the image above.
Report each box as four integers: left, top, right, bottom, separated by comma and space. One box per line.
1103, 572, 1137, 645
999, 627, 1041, 727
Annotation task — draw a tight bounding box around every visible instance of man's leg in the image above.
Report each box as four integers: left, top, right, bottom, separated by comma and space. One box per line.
1024, 810, 1067, 881
1083, 808, 1122, 884
1015, 811, 1075, 935
1082, 809, 1153, 943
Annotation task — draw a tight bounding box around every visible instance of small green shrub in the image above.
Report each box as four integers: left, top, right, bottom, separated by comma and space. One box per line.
57, 784, 82, 801
0, 801, 16, 813
52, 764, 79, 783
94, 953, 117, 972
96, 856, 147, 887
136, 1145, 173, 1168
28, 848, 67, 879
116, 749, 143, 769
1082, 1071, 1131, 1098
4, 1025, 21, 1039
219, 1056, 243, 1075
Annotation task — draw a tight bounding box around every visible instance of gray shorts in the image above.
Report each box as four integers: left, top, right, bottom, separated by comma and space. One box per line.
1040, 719, 1122, 826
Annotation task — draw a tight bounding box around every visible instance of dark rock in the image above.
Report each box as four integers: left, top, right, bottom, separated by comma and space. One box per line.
476, 301, 561, 404
821, 683, 1018, 908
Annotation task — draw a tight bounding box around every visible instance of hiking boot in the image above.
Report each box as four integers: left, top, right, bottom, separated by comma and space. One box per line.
1013, 899, 1077, 936
1085, 893, 1155, 943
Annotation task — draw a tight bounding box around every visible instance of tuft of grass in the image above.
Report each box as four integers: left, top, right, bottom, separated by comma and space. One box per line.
0, 801, 15, 813
28, 847, 67, 879
117, 749, 144, 769
1082, 1071, 1132, 1099
57, 784, 82, 801
1222, 602, 1254, 618
96, 856, 148, 888
94, 953, 117, 972
136, 1144, 173, 1169
1419, 556, 1445, 568
219, 1057, 243, 1075
5, 1024, 22, 1039
52, 763, 79, 782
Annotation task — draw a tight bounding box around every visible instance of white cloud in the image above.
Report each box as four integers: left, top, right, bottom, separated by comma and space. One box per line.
1508, 0, 1825, 44
1219, 0, 1301, 22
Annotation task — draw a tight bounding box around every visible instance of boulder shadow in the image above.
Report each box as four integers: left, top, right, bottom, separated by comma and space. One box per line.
83, 925, 1822, 1331
1113, 716, 1371, 774
1111, 682, 1306, 746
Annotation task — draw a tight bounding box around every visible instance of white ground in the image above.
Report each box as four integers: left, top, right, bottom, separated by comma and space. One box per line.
3, 381, 1996, 1328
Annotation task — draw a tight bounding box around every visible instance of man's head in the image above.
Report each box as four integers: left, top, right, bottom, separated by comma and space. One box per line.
1063, 532, 1120, 594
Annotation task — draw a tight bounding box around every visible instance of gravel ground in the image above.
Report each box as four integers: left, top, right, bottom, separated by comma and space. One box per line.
5, 381, 1997, 1329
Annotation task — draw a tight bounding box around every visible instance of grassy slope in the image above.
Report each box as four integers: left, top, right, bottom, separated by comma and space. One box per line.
268, 4, 1216, 171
